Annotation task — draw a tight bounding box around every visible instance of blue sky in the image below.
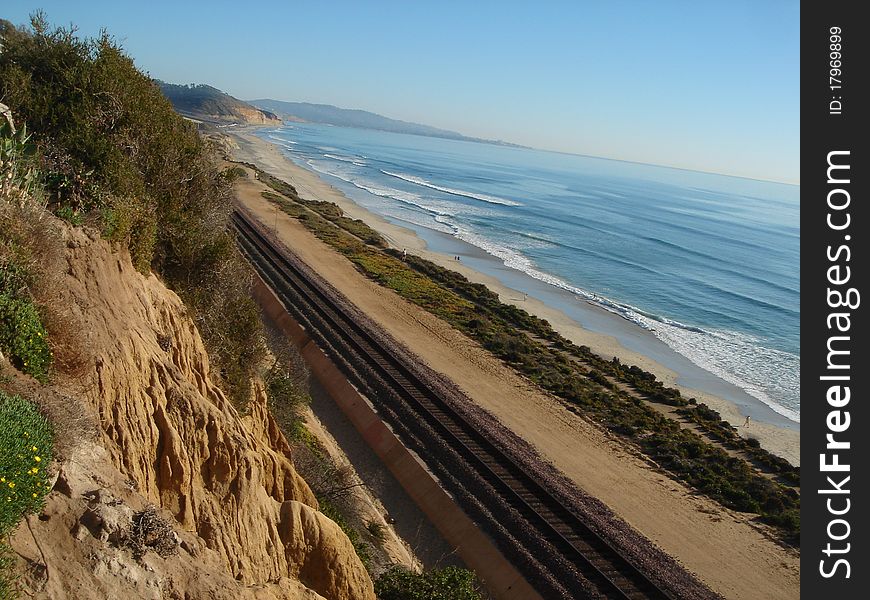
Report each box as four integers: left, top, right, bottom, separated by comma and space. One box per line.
3, 1, 799, 183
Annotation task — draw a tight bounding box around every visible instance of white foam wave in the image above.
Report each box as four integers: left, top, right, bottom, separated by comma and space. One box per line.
398, 213, 455, 235
449, 226, 800, 422
355, 182, 449, 215
267, 134, 296, 145
305, 161, 454, 217
638, 321, 801, 422
381, 170, 522, 206
260, 130, 799, 422
323, 153, 366, 166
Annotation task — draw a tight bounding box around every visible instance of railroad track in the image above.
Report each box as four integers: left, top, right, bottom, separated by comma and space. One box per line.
232, 208, 677, 600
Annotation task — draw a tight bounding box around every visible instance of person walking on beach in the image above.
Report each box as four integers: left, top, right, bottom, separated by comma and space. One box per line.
402, 248, 407, 261
743, 415, 751, 427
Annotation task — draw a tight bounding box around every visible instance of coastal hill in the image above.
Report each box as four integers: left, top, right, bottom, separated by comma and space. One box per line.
2, 222, 373, 600
1, 15, 799, 600
1, 18, 462, 599
250, 98, 525, 147
158, 81, 282, 125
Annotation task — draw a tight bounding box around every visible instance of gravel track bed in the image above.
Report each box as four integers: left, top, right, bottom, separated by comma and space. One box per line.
238, 210, 721, 600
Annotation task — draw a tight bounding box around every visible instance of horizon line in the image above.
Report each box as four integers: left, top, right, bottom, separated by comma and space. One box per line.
248, 95, 799, 187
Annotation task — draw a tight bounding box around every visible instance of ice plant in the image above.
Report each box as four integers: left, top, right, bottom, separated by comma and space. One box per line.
0, 391, 54, 535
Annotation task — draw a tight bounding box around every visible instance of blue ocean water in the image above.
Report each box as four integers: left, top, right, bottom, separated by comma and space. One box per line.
257, 124, 800, 422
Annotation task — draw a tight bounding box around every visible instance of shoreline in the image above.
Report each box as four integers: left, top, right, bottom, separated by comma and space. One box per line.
228, 134, 800, 599
228, 127, 799, 466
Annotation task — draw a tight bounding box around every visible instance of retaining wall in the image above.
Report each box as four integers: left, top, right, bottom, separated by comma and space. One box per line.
252, 275, 543, 600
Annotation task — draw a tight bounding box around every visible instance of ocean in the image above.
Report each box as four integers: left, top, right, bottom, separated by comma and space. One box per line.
256, 123, 800, 423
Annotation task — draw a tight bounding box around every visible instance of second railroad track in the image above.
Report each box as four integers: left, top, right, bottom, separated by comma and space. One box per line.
232, 207, 679, 600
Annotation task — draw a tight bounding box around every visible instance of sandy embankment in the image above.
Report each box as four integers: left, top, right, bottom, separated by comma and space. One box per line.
230, 130, 799, 466
228, 130, 799, 600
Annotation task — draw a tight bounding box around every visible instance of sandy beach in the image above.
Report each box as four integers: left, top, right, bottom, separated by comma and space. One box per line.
227, 129, 799, 600
230, 128, 799, 467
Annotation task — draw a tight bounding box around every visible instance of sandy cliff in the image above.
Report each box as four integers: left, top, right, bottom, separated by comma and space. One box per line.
8, 224, 374, 600
232, 104, 283, 125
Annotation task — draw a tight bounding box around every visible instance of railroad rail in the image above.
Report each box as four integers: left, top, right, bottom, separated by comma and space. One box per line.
232, 208, 678, 600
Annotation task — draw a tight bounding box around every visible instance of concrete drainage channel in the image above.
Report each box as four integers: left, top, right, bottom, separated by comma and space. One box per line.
252, 275, 543, 600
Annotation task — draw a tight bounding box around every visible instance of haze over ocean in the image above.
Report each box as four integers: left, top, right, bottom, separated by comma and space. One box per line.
260, 123, 800, 422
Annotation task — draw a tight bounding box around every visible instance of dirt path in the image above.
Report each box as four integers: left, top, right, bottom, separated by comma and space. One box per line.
231, 163, 799, 600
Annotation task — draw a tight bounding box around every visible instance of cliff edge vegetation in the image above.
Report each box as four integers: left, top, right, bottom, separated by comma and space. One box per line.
0, 14, 481, 600
1, 13, 265, 406
0, 13, 381, 600
159, 82, 282, 126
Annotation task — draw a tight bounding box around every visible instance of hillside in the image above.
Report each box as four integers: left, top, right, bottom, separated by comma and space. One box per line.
250, 99, 462, 137
1, 17, 479, 600
250, 99, 524, 147
0, 17, 373, 599
159, 82, 282, 125
3, 223, 373, 600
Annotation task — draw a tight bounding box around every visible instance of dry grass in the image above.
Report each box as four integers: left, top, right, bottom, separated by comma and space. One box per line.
126, 507, 178, 560
0, 204, 89, 380
0, 359, 97, 463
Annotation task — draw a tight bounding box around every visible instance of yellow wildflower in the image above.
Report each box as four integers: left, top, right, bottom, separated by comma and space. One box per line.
8, 482, 14, 488
34, 456, 41, 462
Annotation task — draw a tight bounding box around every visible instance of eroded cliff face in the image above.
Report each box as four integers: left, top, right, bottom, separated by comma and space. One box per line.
200, 104, 282, 125
234, 105, 283, 125
9, 225, 374, 600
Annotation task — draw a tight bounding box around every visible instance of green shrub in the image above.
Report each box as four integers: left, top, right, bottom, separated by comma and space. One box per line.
1, 15, 267, 406
1, 122, 54, 385
54, 205, 82, 226
0, 391, 53, 534
259, 170, 800, 542
287, 421, 322, 455
0, 262, 29, 300
0, 295, 51, 383
375, 565, 482, 600
222, 166, 247, 181
100, 196, 157, 273
0, 541, 16, 600
266, 360, 309, 426
366, 520, 386, 543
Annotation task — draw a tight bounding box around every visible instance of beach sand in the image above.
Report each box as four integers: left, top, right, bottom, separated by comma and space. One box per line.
230, 129, 799, 466
228, 129, 799, 600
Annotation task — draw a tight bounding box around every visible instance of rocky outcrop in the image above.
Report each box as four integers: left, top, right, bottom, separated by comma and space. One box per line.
158, 81, 282, 125
232, 104, 283, 125
12, 437, 329, 600
10, 225, 374, 600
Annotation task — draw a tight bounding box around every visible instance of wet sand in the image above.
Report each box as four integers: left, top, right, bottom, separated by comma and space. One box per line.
228, 135, 800, 600
229, 128, 799, 467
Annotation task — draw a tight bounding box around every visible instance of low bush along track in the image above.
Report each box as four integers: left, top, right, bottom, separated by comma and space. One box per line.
232, 208, 718, 600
